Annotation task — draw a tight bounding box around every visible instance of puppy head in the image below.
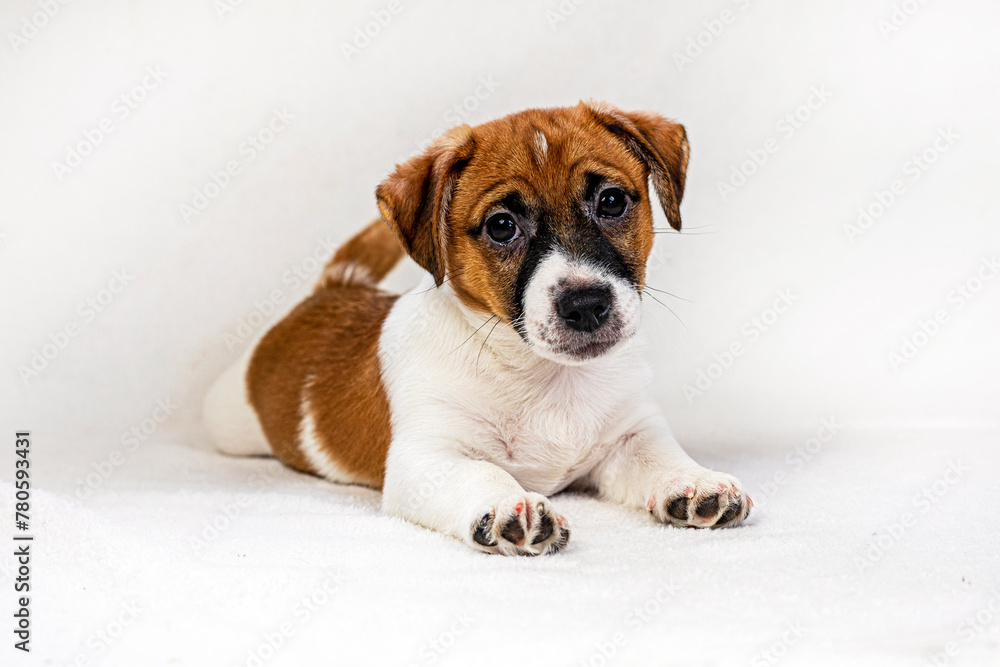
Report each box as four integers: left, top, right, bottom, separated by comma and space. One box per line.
376, 102, 689, 364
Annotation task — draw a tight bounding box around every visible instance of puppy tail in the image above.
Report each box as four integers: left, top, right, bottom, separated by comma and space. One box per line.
316, 218, 405, 291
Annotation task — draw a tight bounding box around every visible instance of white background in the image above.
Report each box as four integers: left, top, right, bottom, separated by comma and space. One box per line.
1, 2, 999, 666
3, 0, 998, 444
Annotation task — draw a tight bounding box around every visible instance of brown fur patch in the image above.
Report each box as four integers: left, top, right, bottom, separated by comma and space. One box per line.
247, 286, 396, 487
317, 218, 404, 290
435, 103, 687, 320
247, 102, 689, 488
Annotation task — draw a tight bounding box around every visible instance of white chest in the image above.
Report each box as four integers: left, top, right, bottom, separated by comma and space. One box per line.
459, 363, 636, 495
381, 283, 651, 495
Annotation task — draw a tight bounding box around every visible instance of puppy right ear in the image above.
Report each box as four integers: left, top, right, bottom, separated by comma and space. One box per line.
376, 126, 475, 286
582, 102, 690, 231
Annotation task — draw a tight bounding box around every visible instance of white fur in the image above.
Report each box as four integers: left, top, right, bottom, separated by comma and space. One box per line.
379, 271, 740, 553
321, 261, 374, 287
521, 249, 641, 364
206, 253, 747, 555
204, 357, 364, 484
297, 381, 363, 485
532, 130, 548, 163
203, 350, 270, 457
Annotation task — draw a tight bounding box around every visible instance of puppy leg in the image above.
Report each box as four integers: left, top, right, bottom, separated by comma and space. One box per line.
203, 349, 271, 457
588, 412, 752, 529
382, 450, 570, 555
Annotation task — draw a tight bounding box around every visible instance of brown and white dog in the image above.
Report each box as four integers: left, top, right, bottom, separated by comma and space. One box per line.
204, 102, 751, 556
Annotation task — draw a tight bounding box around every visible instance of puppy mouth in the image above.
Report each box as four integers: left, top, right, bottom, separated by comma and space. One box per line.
539, 323, 634, 362
519, 295, 642, 363
554, 336, 621, 361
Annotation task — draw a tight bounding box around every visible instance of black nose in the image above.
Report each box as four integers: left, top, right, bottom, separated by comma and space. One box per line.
556, 287, 612, 333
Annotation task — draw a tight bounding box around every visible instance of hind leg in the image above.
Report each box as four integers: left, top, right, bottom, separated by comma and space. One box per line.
203, 351, 271, 457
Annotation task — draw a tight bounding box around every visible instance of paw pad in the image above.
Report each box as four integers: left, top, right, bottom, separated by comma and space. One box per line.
469, 495, 570, 555
650, 472, 751, 529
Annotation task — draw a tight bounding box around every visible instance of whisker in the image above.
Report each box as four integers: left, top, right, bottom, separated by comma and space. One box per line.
641, 292, 687, 329
638, 284, 693, 303
409, 270, 466, 295
476, 317, 503, 375
452, 315, 497, 354
653, 229, 717, 236
507, 315, 527, 337
653, 223, 717, 231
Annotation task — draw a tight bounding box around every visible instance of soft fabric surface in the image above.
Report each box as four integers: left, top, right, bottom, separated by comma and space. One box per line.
3, 1, 999, 665
4, 430, 997, 666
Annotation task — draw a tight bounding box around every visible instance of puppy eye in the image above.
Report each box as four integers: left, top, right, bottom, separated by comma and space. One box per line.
485, 212, 520, 244
596, 187, 627, 218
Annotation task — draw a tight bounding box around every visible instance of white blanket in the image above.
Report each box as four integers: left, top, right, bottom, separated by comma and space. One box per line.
4, 430, 998, 666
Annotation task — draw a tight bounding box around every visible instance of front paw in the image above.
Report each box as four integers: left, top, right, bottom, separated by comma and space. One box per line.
646, 469, 752, 529
468, 493, 570, 556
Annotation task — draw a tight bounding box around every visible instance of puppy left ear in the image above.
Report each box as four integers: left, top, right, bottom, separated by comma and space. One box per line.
583, 102, 690, 231
376, 126, 475, 285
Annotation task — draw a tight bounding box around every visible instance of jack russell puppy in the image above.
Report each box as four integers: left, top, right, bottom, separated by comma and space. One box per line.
204, 102, 751, 556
